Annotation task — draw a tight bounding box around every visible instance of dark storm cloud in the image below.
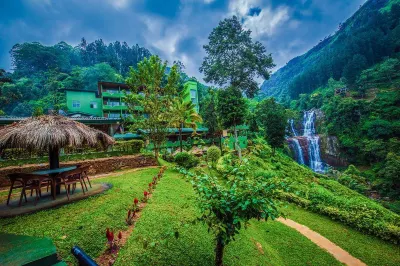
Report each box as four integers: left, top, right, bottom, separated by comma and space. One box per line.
0, 0, 366, 83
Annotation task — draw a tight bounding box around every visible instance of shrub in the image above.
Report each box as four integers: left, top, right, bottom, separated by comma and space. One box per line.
174, 152, 200, 169
207, 146, 221, 166
114, 140, 144, 153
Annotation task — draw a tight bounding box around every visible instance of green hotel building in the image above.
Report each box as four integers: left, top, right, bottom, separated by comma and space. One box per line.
64, 80, 200, 119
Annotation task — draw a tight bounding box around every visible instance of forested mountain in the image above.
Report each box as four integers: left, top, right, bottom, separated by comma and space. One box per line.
260, 0, 400, 103
272, 0, 400, 202
0, 39, 152, 116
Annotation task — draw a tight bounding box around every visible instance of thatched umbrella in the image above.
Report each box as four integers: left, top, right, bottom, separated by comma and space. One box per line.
0, 115, 115, 169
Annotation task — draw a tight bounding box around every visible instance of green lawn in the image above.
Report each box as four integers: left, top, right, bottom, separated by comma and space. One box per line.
116, 169, 341, 266
1, 167, 399, 265
0, 167, 159, 264
285, 204, 400, 266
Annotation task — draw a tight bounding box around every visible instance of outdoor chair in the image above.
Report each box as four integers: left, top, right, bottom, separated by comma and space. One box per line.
57, 168, 86, 200
6, 173, 28, 206
6, 173, 52, 206
24, 174, 53, 206
78, 165, 92, 190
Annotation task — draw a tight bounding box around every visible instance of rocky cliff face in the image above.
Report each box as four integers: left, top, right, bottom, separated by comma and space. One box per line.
319, 134, 347, 167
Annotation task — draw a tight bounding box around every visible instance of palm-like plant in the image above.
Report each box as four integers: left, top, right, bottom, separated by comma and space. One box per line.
170, 92, 203, 152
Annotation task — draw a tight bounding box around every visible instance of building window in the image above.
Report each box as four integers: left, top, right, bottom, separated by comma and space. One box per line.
190, 89, 197, 99
106, 89, 119, 94
72, 100, 80, 108
90, 101, 97, 109
108, 101, 120, 107
108, 113, 120, 118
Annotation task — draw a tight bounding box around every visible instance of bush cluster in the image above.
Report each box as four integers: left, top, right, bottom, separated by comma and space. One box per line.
206, 146, 221, 166
174, 152, 200, 169
114, 140, 144, 153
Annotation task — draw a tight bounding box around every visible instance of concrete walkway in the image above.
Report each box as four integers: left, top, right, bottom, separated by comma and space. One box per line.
277, 218, 366, 266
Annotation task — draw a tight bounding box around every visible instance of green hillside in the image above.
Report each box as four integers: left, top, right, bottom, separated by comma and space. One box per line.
260, 0, 400, 103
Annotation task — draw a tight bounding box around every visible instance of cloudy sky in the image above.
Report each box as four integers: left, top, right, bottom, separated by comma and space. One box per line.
0, 0, 365, 82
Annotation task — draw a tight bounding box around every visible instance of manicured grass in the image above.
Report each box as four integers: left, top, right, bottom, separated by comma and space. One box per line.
116, 169, 341, 266
0, 167, 159, 264
285, 204, 400, 266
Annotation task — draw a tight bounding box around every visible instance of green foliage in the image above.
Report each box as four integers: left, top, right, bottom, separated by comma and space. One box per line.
170, 89, 203, 152
206, 146, 221, 166
125, 55, 180, 158
200, 16, 274, 98
114, 140, 144, 153
214, 141, 400, 244
174, 152, 200, 169
216, 86, 247, 158
255, 98, 288, 151
362, 119, 393, 139
377, 152, 400, 198
200, 89, 221, 137
178, 158, 282, 265
216, 86, 247, 129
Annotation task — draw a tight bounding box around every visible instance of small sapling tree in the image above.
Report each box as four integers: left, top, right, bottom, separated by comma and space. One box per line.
179, 159, 283, 265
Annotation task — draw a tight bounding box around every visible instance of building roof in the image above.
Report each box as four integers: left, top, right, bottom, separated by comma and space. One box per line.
61, 88, 100, 97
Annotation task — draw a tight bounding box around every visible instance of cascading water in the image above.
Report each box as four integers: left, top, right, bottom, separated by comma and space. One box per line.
287, 110, 326, 173
289, 119, 298, 137
291, 138, 305, 165
302, 111, 325, 172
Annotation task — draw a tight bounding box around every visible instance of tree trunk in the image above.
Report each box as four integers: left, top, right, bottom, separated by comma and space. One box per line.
215, 236, 225, 266
154, 144, 159, 159
234, 124, 242, 160
179, 123, 183, 152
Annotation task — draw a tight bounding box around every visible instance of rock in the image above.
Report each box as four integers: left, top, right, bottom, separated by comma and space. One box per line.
319, 135, 348, 167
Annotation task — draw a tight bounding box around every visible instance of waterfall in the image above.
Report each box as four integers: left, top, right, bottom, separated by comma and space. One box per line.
287, 110, 326, 173
303, 110, 325, 173
291, 138, 305, 164
289, 119, 298, 136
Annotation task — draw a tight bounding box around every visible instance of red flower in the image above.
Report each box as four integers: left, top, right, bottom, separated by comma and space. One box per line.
106, 228, 114, 242
118, 231, 122, 240
144, 191, 148, 197
134, 198, 139, 205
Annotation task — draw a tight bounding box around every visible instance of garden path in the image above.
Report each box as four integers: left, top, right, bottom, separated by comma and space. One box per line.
277, 217, 366, 266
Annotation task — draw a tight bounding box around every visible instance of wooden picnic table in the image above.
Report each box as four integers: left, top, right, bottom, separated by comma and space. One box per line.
30, 166, 77, 199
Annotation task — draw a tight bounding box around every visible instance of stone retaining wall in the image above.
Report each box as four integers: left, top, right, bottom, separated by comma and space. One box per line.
0, 154, 158, 187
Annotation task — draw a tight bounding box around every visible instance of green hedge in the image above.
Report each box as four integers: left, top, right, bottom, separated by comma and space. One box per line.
114, 140, 144, 153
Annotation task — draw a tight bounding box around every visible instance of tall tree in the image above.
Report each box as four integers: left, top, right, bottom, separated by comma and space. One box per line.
201, 89, 223, 151
200, 15, 274, 98
216, 86, 247, 158
125, 55, 180, 158
170, 90, 203, 152
256, 98, 288, 154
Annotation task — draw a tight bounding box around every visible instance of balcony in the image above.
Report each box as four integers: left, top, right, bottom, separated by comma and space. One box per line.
103, 105, 128, 111
102, 92, 124, 98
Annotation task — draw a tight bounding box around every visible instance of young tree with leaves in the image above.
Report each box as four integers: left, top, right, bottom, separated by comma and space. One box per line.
256, 98, 288, 154
178, 158, 282, 266
170, 90, 203, 152
216, 86, 247, 159
125, 55, 180, 158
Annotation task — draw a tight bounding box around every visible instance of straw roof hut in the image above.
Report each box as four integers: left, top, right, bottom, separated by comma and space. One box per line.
0, 115, 114, 168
